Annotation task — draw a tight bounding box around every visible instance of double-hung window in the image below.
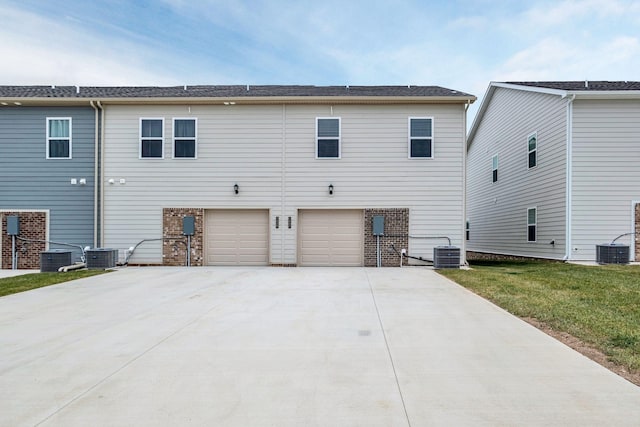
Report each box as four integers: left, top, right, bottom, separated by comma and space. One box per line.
173, 118, 197, 158
527, 207, 537, 242
316, 117, 340, 158
140, 118, 164, 159
409, 117, 433, 158
46, 117, 71, 159
492, 154, 499, 183
528, 132, 537, 168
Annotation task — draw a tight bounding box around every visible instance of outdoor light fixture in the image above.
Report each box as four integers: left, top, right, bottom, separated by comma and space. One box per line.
328, 184, 334, 195
234, 183, 239, 195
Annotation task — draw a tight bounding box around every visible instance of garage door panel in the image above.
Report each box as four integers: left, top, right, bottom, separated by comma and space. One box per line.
206, 210, 269, 266
298, 210, 363, 266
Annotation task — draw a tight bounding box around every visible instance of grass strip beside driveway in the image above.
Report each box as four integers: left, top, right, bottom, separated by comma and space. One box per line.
440, 261, 640, 376
0, 270, 109, 297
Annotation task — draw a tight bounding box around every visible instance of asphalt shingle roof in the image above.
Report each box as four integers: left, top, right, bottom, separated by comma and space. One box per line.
506, 81, 640, 91
0, 85, 473, 98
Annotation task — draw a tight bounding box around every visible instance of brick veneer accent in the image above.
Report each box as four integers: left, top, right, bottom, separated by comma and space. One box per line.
635, 204, 640, 262
364, 208, 409, 267
1, 212, 47, 269
162, 208, 204, 266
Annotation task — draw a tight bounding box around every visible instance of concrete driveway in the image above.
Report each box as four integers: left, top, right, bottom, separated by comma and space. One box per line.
1, 267, 639, 426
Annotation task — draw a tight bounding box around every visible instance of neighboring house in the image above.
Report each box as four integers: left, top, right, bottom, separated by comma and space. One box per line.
0, 86, 97, 268
92, 85, 475, 266
467, 81, 640, 262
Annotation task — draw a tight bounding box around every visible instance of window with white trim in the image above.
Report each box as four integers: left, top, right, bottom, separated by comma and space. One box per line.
140, 118, 164, 159
316, 117, 340, 158
527, 207, 537, 242
409, 117, 433, 158
528, 132, 537, 168
492, 154, 498, 183
46, 117, 71, 159
173, 118, 197, 158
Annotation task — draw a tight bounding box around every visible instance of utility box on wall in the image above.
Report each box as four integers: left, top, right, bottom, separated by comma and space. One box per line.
7, 216, 19, 236
183, 216, 195, 236
372, 215, 384, 236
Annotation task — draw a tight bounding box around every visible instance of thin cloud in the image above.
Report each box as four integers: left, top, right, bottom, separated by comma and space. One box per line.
0, 5, 179, 85
496, 36, 640, 82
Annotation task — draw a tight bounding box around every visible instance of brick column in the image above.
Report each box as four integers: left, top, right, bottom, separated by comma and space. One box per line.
1, 212, 47, 269
635, 204, 640, 262
162, 208, 204, 266
364, 208, 409, 267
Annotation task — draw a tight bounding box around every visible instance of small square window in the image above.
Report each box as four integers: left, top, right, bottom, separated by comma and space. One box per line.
46, 118, 71, 159
527, 207, 537, 242
409, 118, 433, 158
528, 132, 537, 169
173, 118, 197, 158
492, 155, 499, 183
140, 118, 164, 159
316, 118, 340, 158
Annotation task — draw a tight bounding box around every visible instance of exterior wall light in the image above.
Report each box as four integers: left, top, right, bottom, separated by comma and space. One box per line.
329, 184, 334, 195
234, 183, 239, 195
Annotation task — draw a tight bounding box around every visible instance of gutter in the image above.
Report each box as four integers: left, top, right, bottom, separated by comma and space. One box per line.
462, 100, 471, 265
564, 94, 576, 260
0, 95, 477, 107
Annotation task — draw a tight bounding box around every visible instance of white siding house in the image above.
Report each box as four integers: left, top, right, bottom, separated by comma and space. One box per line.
467, 81, 640, 262
96, 85, 475, 266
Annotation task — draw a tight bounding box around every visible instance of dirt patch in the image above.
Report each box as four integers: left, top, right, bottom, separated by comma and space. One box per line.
523, 317, 640, 387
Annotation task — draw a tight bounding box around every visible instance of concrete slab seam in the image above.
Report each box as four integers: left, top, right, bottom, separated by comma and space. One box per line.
32, 299, 224, 427
364, 269, 412, 427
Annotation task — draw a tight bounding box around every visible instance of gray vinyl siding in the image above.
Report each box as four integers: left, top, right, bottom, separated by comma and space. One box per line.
571, 99, 640, 260
104, 104, 466, 264
0, 107, 95, 261
467, 87, 567, 259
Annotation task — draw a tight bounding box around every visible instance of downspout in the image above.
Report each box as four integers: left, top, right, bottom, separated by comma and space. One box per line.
281, 104, 286, 265
564, 94, 575, 261
461, 100, 471, 266
90, 101, 101, 248
98, 101, 105, 246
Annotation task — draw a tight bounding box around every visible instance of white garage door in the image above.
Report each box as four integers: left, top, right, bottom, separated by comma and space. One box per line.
298, 209, 363, 266
205, 209, 269, 266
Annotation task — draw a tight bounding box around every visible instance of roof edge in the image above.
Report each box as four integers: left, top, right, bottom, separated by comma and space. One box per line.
0, 95, 476, 106
468, 82, 567, 146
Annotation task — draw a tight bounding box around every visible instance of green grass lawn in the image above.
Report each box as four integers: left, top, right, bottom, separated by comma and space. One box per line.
440, 260, 640, 372
0, 270, 109, 297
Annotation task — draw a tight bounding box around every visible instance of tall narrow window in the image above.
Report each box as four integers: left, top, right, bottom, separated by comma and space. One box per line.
466, 220, 470, 241
47, 118, 71, 159
527, 207, 537, 242
316, 118, 340, 158
140, 118, 164, 159
173, 118, 197, 158
492, 154, 499, 182
409, 117, 433, 158
528, 132, 537, 168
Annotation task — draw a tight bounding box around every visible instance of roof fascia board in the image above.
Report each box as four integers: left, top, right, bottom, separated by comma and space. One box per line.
467, 82, 566, 147
491, 82, 568, 97
467, 83, 497, 144
569, 90, 640, 99
93, 95, 476, 105
0, 98, 92, 107
1, 95, 476, 106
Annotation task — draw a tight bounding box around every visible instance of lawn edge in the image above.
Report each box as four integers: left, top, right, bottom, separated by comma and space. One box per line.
522, 317, 640, 387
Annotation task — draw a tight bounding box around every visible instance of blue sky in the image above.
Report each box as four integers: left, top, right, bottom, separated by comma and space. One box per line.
1, 0, 639, 120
